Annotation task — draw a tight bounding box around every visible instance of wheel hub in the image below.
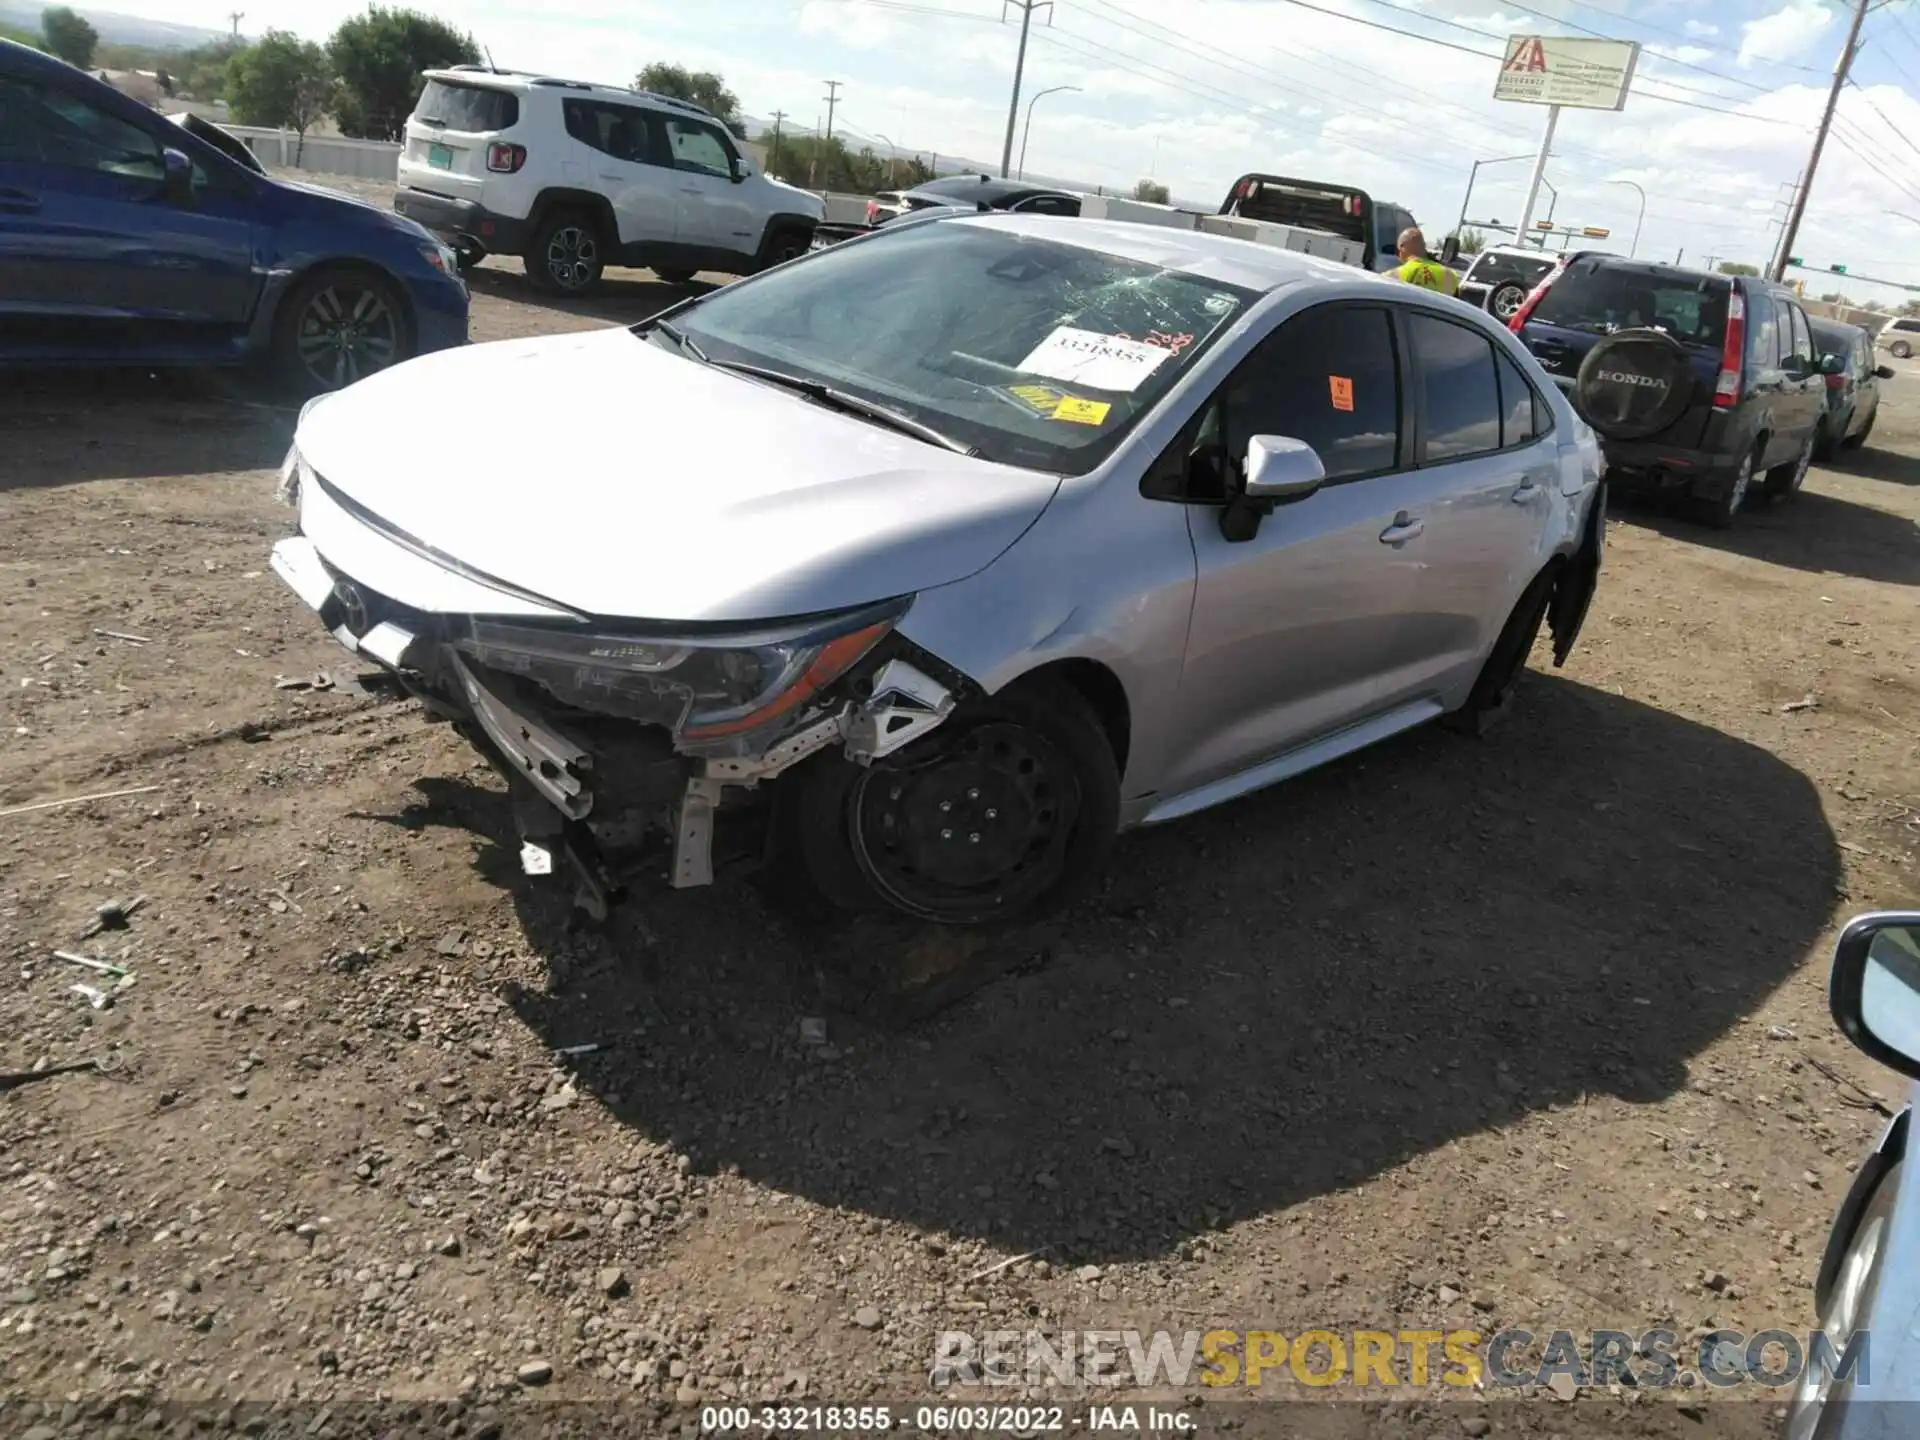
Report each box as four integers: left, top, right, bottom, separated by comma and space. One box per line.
851, 721, 1075, 919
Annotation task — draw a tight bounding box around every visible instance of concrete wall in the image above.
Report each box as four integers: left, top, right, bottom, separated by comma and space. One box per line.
223, 126, 403, 181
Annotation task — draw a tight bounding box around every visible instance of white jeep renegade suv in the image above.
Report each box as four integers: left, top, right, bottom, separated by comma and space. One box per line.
394, 67, 824, 294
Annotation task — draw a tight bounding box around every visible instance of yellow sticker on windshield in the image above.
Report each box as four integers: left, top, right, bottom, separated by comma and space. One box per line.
1051, 397, 1112, 426
1006, 383, 1067, 414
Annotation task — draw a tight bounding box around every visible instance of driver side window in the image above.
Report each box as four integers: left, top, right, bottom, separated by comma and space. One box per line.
662, 116, 735, 178
1144, 304, 1403, 501
0, 76, 162, 179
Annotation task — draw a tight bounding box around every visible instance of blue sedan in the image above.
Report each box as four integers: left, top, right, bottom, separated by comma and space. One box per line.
0, 39, 468, 392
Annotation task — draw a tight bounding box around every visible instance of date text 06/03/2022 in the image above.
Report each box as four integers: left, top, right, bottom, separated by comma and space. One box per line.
698, 1402, 1196, 1432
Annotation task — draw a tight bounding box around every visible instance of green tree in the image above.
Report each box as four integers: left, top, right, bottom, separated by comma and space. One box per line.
1716, 261, 1760, 277
1457, 226, 1486, 255
1133, 178, 1170, 204
756, 131, 931, 194
635, 62, 742, 136
328, 6, 477, 141
41, 6, 98, 68
1818, 291, 1845, 304
227, 30, 337, 157
155, 65, 173, 94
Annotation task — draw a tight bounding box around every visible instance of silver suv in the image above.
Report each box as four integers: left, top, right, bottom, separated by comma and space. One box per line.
1880, 317, 1919, 360
273, 215, 1604, 926
393, 67, 823, 293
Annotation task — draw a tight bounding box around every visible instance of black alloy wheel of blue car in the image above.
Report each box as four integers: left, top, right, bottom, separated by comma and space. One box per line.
276, 269, 411, 395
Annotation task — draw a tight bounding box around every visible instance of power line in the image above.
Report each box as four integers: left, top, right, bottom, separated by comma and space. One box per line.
1844, 79, 1920, 171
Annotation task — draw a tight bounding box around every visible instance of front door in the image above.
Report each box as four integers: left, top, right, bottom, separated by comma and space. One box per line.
0, 71, 255, 358
1158, 302, 1438, 800
657, 113, 759, 261
1780, 302, 1826, 458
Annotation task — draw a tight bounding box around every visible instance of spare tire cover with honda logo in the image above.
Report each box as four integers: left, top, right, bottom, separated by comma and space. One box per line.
1571, 329, 1696, 442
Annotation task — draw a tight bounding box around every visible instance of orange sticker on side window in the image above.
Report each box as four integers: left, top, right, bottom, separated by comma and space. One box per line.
1329, 376, 1355, 412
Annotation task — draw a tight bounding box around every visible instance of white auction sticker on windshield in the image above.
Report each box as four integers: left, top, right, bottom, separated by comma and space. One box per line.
1016, 326, 1171, 393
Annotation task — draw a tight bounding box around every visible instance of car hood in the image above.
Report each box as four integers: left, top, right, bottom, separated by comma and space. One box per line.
271, 175, 436, 240
763, 173, 825, 217
295, 328, 1061, 623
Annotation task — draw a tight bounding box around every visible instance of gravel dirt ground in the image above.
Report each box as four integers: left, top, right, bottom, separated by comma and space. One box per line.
1, 176, 1917, 1437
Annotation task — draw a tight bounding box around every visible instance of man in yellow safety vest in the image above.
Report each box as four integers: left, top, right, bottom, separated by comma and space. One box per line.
1394, 227, 1459, 297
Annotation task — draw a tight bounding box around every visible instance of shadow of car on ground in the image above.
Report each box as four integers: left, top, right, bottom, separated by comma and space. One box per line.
1614, 483, 1920, 588
371, 672, 1841, 1265
0, 368, 295, 492
464, 264, 710, 328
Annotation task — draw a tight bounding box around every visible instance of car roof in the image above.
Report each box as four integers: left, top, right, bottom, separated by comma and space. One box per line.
906, 175, 1063, 204
420, 66, 723, 122
943, 211, 1399, 293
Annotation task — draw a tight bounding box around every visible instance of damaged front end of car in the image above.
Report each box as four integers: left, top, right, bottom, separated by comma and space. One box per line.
269, 478, 961, 921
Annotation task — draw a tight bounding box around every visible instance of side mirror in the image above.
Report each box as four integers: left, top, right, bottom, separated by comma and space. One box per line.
1244, 435, 1326, 501
1829, 913, 1920, 1080
1876, 364, 1896, 380
1439, 234, 1460, 266
1819, 352, 1846, 376
161, 147, 193, 206
728, 157, 747, 184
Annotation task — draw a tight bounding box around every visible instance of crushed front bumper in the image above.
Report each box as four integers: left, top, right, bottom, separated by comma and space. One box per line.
269, 535, 957, 915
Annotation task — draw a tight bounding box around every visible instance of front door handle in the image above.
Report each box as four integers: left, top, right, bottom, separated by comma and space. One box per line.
1512, 473, 1552, 502
1379, 512, 1425, 546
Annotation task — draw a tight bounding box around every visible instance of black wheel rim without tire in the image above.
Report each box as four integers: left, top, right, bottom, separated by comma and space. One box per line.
848, 720, 1080, 922
546, 226, 598, 290
296, 283, 399, 390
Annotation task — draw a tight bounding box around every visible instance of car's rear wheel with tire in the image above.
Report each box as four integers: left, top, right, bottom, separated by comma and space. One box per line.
1763, 430, 1815, 501
1487, 280, 1530, 323
453, 242, 485, 273
1892, 340, 1913, 360
1447, 566, 1553, 735
653, 268, 697, 285
1695, 445, 1758, 529
274, 267, 411, 396
526, 211, 605, 295
776, 676, 1120, 926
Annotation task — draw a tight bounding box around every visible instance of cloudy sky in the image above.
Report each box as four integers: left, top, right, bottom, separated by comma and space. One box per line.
105, 0, 1920, 304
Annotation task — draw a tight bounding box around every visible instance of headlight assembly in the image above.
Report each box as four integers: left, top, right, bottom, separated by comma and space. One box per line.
458, 600, 905, 742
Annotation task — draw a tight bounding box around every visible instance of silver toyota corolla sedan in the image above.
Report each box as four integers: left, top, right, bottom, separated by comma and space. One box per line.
272, 213, 1605, 926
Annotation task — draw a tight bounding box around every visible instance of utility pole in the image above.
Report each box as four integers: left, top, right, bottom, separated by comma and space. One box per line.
821, 81, 842, 144
999, 0, 1052, 178
768, 110, 786, 174
1771, 0, 1869, 282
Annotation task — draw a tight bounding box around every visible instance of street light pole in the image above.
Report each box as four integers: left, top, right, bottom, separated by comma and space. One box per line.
1017, 83, 1080, 180
1455, 152, 1532, 240
1611, 179, 1646, 257
873, 131, 899, 187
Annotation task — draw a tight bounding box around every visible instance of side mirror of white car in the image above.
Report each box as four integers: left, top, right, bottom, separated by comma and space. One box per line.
1830, 912, 1920, 1080
1243, 435, 1326, 502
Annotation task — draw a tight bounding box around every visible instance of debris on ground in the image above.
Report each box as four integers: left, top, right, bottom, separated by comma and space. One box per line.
1782, 693, 1821, 713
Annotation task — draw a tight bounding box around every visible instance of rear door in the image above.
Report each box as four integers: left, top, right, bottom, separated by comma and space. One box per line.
1387, 309, 1559, 704
1518, 258, 1729, 446
1778, 301, 1825, 455
560, 99, 675, 247
400, 78, 519, 202
0, 69, 255, 358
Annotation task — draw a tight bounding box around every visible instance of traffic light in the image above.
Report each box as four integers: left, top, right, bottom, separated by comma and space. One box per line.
1788, 256, 1804, 267
1830, 263, 1848, 274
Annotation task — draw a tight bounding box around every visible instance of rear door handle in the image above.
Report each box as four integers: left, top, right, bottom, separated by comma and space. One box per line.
1379, 512, 1425, 546
0, 187, 39, 213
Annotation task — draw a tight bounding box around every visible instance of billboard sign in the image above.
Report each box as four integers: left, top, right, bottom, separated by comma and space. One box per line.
1495, 35, 1640, 111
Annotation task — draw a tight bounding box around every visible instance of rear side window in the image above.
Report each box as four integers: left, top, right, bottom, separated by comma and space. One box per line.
1788, 305, 1813, 366
414, 80, 518, 132
1531, 262, 1728, 349
1219, 304, 1401, 481
1467, 249, 1554, 291
563, 100, 656, 164
1746, 290, 1778, 370
1013, 194, 1079, 216
1494, 349, 1545, 447
1411, 312, 1501, 462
